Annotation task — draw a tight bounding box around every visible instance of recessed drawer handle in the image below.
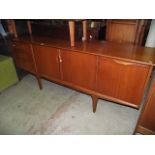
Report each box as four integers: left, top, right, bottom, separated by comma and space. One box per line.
114, 60, 133, 66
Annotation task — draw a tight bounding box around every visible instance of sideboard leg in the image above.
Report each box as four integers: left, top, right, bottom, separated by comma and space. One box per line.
36, 76, 42, 90
91, 95, 98, 113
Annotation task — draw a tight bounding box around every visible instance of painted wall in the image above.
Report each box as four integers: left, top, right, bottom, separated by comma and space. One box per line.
145, 20, 155, 47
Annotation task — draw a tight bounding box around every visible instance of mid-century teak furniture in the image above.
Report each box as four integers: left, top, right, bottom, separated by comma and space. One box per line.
11, 36, 155, 111
8, 20, 155, 135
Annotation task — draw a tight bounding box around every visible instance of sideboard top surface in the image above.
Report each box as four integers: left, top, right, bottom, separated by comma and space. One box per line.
12, 35, 155, 66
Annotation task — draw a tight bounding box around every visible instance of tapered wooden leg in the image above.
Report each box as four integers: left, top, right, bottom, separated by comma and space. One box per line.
91, 95, 98, 113
68, 20, 75, 47
11, 20, 18, 38
133, 123, 138, 135
133, 130, 136, 135
82, 20, 87, 41
36, 76, 42, 90
27, 20, 32, 35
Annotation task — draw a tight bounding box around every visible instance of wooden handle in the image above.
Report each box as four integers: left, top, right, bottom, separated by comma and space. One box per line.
58, 49, 62, 63
59, 54, 62, 62
114, 59, 133, 66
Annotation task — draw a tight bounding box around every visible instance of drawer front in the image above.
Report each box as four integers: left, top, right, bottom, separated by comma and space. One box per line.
96, 57, 151, 106
12, 42, 32, 55
12, 42, 35, 73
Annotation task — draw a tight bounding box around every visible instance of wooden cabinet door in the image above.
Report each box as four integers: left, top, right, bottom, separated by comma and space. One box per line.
106, 20, 147, 45
61, 50, 97, 90
136, 78, 155, 134
96, 57, 151, 106
11, 42, 35, 73
33, 45, 60, 80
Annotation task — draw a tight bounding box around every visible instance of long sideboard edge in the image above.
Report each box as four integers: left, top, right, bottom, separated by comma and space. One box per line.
11, 39, 155, 67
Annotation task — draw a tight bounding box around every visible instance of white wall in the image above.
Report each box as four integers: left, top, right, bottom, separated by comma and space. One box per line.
145, 20, 155, 48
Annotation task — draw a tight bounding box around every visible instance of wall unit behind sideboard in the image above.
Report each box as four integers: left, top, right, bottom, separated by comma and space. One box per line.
134, 77, 155, 134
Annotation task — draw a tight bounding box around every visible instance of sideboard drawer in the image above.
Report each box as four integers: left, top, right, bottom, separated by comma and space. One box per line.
11, 42, 35, 73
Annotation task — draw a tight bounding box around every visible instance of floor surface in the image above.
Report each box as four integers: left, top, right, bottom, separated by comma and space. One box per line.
0, 75, 140, 135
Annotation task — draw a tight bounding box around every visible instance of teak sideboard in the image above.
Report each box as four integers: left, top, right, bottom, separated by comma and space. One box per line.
11, 36, 155, 113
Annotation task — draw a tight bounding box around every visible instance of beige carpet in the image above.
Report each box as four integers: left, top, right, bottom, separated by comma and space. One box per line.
0, 75, 140, 134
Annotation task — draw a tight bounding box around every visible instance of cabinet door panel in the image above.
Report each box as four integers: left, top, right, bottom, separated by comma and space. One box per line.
96, 57, 150, 106
12, 42, 35, 73
33, 45, 60, 80
61, 50, 97, 90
